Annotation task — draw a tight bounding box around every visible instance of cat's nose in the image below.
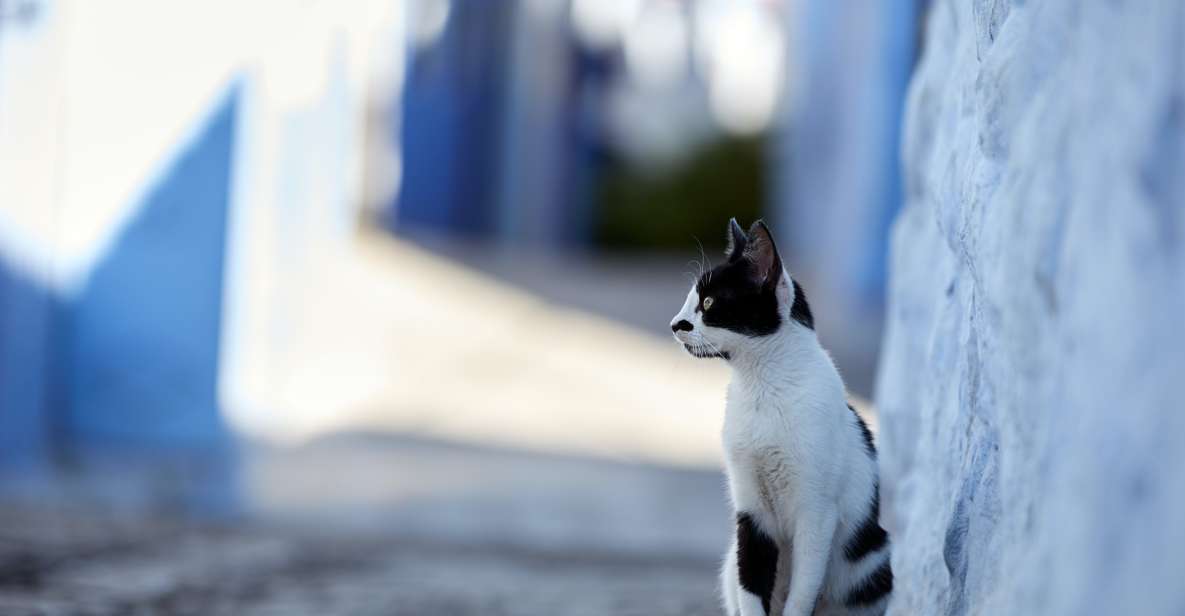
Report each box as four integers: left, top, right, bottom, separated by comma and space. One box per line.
671, 319, 693, 333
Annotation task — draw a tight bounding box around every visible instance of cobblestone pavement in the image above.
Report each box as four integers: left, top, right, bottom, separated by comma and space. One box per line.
0, 437, 728, 615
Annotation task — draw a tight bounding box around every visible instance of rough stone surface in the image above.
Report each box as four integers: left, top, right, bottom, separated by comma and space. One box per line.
879, 1, 1185, 614
0, 507, 720, 616
0, 509, 720, 616
0, 436, 728, 615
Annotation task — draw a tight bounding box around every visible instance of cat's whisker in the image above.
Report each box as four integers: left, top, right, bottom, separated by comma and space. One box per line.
702, 338, 726, 359
685, 260, 702, 286
692, 236, 710, 282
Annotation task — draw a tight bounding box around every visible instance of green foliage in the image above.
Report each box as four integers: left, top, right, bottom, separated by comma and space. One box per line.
593, 135, 767, 252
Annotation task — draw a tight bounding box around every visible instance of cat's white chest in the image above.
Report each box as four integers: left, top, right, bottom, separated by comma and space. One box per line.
722, 388, 805, 528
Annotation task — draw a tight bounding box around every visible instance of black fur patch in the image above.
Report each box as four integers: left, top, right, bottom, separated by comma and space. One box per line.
790, 279, 814, 329
696, 220, 814, 337
845, 560, 893, 607
695, 259, 781, 337
849, 404, 876, 458
736, 513, 778, 614
844, 490, 889, 562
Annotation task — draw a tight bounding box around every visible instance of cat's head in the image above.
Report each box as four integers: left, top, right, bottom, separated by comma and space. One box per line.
669, 218, 813, 360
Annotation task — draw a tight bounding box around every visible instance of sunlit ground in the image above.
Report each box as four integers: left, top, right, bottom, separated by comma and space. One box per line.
228, 229, 739, 469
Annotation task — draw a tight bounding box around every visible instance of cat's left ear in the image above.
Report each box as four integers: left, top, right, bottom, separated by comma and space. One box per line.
725, 218, 748, 262
744, 220, 784, 290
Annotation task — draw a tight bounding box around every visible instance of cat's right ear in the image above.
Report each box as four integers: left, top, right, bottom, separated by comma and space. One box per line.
725, 218, 748, 261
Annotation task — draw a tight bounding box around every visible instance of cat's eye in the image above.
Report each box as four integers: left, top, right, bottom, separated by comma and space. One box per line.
702, 297, 714, 310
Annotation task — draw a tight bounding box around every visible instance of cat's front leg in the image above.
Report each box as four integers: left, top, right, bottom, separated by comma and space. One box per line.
781, 507, 838, 616
735, 512, 778, 615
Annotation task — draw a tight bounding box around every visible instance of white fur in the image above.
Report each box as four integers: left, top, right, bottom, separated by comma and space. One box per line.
672, 272, 889, 616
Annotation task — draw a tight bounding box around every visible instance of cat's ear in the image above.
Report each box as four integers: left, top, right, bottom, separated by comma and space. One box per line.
744, 220, 784, 289
725, 218, 748, 261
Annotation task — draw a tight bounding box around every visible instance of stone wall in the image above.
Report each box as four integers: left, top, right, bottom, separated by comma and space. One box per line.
878, 1, 1185, 614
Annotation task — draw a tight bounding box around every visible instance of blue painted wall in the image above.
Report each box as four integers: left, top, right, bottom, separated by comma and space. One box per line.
61, 91, 236, 455
0, 263, 55, 469
776, 1, 919, 305
390, 2, 513, 235
0, 89, 239, 512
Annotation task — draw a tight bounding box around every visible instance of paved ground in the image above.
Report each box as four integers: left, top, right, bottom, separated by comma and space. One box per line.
0, 436, 728, 615
0, 509, 721, 616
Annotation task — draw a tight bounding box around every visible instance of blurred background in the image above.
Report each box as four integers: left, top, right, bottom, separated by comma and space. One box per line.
0, 0, 920, 613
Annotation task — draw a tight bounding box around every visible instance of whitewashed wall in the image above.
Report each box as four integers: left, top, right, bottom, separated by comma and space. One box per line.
879, 1, 1185, 614
0, 0, 404, 469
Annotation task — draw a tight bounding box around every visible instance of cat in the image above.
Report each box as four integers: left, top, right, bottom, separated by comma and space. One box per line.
670, 219, 891, 616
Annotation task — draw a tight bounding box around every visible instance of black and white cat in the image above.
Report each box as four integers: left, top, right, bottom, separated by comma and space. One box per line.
670, 219, 891, 616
